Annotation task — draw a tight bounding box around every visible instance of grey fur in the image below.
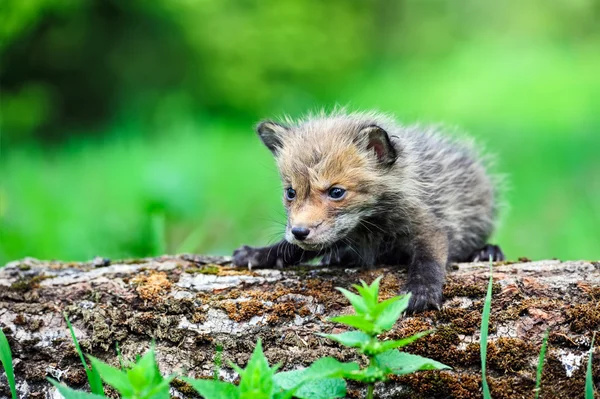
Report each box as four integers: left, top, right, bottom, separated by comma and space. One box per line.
233, 110, 505, 312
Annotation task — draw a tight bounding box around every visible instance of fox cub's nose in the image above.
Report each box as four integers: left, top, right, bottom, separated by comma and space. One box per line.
291, 226, 310, 241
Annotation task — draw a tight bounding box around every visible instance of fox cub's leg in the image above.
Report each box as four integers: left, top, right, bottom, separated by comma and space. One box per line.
403, 228, 448, 313
232, 240, 318, 269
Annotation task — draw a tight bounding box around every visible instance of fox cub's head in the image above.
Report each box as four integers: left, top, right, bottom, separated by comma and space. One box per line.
256, 114, 399, 251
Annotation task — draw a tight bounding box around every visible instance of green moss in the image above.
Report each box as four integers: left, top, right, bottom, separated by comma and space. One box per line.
395, 370, 481, 399
443, 278, 501, 299
566, 302, 600, 333
9, 274, 50, 291
486, 337, 536, 373
185, 265, 220, 275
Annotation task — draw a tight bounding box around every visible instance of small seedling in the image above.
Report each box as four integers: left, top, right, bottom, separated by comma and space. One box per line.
321, 276, 450, 399
0, 328, 17, 399
49, 346, 173, 399
480, 261, 494, 399
534, 329, 550, 399
185, 339, 350, 399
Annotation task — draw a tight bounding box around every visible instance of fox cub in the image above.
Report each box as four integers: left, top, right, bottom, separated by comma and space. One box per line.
233, 111, 504, 312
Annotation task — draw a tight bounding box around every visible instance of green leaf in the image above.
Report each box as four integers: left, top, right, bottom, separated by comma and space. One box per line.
0, 328, 17, 399
374, 293, 410, 332
377, 330, 433, 353
336, 287, 370, 314
183, 377, 239, 399
90, 345, 172, 399
375, 350, 450, 375
238, 339, 275, 398
126, 349, 162, 389
48, 378, 105, 399
274, 358, 357, 399
371, 295, 401, 318
354, 277, 382, 309
88, 356, 135, 397
273, 369, 306, 392
341, 365, 385, 383
294, 378, 346, 399
330, 315, 375, 333
64, 313, 104, 396
302, 357, 360, 380
275, 357, 359, 389
585, 332, 596, 399
142, 376, 174, 399
318, 331, 371, 349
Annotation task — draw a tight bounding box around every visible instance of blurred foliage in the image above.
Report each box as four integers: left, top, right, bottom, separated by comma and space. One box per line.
1, 0, 599, 263
1, 0, 372, 140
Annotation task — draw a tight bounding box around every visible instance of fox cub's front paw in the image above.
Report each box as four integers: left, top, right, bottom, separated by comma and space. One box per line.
402, 281, 443, 313
232, 245, 274, 269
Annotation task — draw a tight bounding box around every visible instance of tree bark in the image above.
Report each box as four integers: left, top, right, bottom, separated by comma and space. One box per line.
0, 256, 598, 399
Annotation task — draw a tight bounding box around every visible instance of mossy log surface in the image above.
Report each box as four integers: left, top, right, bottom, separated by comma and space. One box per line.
0, 256, 599, 399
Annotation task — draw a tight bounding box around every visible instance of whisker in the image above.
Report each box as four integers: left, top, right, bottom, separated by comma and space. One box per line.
360, 219, 386, 234
343, 238, 365, 264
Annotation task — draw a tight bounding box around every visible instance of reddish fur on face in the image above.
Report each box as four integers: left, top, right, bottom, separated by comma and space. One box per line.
280, 141, 376, 230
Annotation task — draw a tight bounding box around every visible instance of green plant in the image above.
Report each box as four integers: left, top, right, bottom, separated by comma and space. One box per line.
534, 329, 550, 399
0, 328, 17, 399
213, 343, 224, 381
320, 277, 449, 399
480, 261, 494, 399
49, 346, 173, 399
64, 313, 104, 396
185, 339, 349, 399
586, 332, 596, 399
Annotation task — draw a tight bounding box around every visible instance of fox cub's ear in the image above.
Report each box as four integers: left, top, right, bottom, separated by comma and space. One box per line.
359, 125, 398, 166
256, 121, 289, 155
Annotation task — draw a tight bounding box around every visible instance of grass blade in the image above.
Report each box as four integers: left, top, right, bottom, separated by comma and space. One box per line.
534, 329, 550, 399
0, 328, 17, 399
480, 259, 493, 399
586, 332, 596, 399
115, 342, 125, 371
64, 313, 105, 396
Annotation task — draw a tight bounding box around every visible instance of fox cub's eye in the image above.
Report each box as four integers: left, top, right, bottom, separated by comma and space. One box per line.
328, 187, 346, 200
285, 188, 296, 200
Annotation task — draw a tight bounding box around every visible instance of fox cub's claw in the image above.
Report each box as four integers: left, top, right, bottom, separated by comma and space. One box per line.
468, 244, 505, 262
233, 245, 264, 269
402, 281, 443, 314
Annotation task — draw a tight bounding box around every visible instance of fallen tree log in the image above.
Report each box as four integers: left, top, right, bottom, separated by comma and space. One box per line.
0, 256, 598, 398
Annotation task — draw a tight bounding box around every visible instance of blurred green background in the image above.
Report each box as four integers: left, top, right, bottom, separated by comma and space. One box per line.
1, 0, 599, 264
